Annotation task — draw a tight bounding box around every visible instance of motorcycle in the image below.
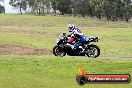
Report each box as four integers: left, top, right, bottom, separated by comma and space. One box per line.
53, 33, 100, 58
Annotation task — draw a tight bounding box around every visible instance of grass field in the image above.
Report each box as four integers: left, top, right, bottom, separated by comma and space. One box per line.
0, 55, 132, 88
0, 14, 132, 88
0, 14, 132, 56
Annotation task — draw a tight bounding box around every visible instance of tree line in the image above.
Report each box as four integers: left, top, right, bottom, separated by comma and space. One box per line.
0, 0, 132, 22
0, 0, 4, 13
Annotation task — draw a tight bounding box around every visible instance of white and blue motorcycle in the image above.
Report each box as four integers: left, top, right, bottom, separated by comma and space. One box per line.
53, 33, 100, 58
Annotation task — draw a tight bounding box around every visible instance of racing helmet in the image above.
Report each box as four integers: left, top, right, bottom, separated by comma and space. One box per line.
68, 24, 75, 32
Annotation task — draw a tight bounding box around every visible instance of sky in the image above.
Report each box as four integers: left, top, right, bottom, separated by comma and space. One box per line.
0, 0, 18, 13
0, 0, 52, 13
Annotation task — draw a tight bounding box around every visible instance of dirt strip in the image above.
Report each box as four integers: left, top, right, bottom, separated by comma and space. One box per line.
0, 44, 52, 55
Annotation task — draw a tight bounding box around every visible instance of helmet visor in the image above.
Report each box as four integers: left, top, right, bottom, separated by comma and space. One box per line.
68, 27, 72, 32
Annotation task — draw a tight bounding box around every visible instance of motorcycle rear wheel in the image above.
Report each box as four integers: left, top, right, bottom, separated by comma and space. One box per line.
86, 44, 100, 58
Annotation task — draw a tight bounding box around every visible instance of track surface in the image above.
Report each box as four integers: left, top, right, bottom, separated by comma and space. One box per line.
67, 56, 132, 59
98, 56, 132, 59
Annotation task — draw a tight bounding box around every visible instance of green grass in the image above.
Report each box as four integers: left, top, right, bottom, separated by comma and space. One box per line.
0, 14, 132, 88
0, 14, 132, 56
0, 14, 132, 28
0, 55, 131, 88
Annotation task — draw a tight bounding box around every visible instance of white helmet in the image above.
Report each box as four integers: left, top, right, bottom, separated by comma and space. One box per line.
68, 24, 75, 32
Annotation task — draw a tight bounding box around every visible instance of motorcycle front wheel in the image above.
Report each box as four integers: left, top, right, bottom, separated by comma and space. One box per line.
53, 45, 66, 57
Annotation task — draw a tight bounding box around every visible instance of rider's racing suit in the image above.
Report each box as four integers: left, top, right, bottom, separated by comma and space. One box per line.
68, 27, 86, 49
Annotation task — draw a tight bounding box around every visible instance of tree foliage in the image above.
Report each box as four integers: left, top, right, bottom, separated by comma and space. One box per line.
9, 0, 27, 14
8, 0, 132, 21
0, 4, 4, 13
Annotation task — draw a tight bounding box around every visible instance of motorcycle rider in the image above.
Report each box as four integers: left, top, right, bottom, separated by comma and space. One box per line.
67, 24, 87, 50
